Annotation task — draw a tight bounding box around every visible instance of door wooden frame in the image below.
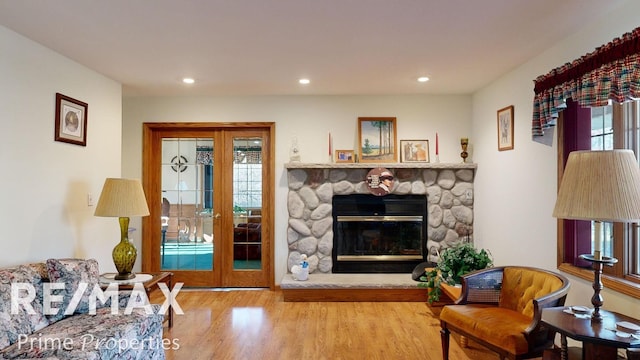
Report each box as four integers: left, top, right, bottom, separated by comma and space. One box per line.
141, 122, 275, 289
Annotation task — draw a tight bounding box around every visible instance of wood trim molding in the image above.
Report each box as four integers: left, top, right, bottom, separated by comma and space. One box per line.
559, 263, 640, 300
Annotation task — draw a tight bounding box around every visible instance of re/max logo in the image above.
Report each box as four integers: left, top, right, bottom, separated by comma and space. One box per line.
10, 282, 184, 316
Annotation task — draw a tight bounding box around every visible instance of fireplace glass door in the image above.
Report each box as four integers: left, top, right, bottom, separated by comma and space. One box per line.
332, 194, 427, 273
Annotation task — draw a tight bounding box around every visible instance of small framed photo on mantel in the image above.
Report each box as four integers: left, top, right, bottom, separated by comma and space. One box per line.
55, 93, 88, 146
400, 140, 429, 163
335, 150, 355, 163
497, 105, 514, 151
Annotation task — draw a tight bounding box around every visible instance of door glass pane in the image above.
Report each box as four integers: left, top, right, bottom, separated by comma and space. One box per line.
232, 137, 263, 270
161, 138, 214, 271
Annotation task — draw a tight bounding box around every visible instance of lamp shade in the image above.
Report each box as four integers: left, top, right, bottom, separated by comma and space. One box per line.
94, 178, 150, 217
553, 150, 640, 222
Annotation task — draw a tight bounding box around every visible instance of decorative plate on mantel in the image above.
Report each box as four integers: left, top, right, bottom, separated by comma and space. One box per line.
366, 167, 394, 196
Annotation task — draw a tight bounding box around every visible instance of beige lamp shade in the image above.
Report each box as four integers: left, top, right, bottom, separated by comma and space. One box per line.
94, 178, 150, 217
553, 150, 640, 222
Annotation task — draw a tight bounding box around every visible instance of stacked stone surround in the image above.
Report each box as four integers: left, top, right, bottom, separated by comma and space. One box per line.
285, 163, 477, 274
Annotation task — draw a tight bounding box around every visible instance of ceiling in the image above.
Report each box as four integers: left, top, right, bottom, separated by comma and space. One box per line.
0, 0, 630, 97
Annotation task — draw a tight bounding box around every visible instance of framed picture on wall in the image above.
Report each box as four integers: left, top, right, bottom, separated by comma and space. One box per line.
400, 140, 430, 162
55, 93, 88, 146
358, 117, 397, 163
497, 105, 514, 151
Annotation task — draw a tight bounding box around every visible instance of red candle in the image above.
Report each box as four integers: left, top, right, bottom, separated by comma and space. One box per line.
329, 132, 332, 156
435, 132, 439, 155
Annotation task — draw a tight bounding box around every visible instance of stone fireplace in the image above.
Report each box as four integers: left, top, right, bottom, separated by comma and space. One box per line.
285, 163, 476, 274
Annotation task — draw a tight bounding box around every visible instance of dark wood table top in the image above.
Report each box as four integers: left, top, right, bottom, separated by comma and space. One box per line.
99, 272, 173, 291
542, 307, 640, 349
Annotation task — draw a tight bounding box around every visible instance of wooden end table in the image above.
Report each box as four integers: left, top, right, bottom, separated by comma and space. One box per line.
541, 307, 640, 360
100, 272, 174, 327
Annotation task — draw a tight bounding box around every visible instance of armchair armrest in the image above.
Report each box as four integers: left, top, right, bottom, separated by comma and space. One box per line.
456, 267, 504, 305
524, 274, 570, 334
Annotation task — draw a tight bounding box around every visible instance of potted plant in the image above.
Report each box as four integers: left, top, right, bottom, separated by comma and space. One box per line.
419, 240, 493, 304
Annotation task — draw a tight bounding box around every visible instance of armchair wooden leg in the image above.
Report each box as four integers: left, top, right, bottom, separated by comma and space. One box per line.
440, 327, 450, 360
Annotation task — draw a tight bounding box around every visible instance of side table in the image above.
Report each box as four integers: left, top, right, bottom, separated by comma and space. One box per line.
100, 272, 174, 327
541, 307, 640, 360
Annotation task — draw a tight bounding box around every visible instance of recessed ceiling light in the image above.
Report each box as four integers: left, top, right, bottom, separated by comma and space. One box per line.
299, 78, 310, 85
417, 77, 430, 83
182, 78, 195, 84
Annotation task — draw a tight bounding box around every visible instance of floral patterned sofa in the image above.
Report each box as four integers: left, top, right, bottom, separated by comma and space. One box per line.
0, 259, 165, 359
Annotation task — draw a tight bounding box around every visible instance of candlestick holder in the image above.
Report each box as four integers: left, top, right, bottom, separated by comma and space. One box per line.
460, 138, 469, 163
578, 254, 618, 321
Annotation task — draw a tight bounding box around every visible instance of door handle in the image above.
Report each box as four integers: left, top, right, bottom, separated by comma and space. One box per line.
213, 213, 221, 220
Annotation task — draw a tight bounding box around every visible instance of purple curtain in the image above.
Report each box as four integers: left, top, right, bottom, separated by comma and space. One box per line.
532, 27, 640, 137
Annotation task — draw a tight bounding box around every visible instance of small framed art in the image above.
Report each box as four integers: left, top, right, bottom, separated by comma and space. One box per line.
335, 150, 355, 163
400, 140, 430, 162
358, 117, 397, 163
497, 105, 514, 151
55, 93, 88, 146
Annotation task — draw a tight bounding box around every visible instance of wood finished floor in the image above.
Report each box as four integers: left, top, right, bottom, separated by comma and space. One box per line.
153, 289, 513, 360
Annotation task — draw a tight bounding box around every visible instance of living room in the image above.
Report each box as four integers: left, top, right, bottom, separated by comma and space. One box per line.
2, 1, 640, 358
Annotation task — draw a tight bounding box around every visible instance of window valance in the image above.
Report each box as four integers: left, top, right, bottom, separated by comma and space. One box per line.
532, 27, 640, 137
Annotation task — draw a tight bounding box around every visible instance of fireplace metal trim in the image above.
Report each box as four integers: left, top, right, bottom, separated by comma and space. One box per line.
337, 215, 423, 222
337, 255, 424, 261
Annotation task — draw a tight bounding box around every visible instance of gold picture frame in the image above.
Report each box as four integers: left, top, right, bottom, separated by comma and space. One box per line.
55, 93, 88, 146
400, 140, 430, 162
497, 105, 514, 151
335, 150, 355, 163
358, 117, 397, 163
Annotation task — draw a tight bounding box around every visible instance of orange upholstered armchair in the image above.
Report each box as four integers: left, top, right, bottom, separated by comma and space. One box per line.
439, 266, 570, 360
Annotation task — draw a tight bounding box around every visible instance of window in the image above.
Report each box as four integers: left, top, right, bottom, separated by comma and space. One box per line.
559, 100, 640, 296
589, 107, 614, 259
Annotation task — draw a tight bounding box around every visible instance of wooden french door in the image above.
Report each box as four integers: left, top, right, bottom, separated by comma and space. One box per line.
141, 123, 274, 288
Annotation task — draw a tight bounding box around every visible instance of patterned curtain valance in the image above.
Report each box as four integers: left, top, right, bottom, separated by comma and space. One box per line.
532, 27, 640, 137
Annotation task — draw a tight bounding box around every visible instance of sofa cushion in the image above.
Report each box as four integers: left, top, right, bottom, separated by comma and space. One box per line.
499, 267, 563, 318
26, 262, 50, 282
45, 258, 102, 323
0, 265, 50, 349
440, 305, 532, 355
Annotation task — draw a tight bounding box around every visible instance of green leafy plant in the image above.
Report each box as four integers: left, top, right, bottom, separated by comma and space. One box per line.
419, 241, 493, 304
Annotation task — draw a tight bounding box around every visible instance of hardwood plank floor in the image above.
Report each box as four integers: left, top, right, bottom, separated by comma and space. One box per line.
153, 289, 508, 360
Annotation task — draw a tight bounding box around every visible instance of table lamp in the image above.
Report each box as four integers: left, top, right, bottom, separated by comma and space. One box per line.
553, 150, 640, 321
94, 178, 150, 280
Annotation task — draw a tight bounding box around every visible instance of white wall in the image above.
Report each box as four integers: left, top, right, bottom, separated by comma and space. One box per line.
0, 26, 124, 272
122, 94, 472, 283
471, 1, 640, 318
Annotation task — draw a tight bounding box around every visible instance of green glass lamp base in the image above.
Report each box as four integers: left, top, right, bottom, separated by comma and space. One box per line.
114, 271, 136, 281
113, 217, 137, 281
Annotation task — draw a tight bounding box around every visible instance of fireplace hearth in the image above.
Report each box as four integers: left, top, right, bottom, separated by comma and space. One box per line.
332, 194, 427, 273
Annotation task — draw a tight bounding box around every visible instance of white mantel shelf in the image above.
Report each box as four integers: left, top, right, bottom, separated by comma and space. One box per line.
285, 162, 477, 170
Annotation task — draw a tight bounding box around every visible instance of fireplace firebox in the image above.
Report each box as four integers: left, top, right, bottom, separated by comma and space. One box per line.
332, 194, 427, 273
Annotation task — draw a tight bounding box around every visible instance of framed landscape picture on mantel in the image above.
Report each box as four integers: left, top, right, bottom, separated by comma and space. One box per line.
358, 117, 397, 163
